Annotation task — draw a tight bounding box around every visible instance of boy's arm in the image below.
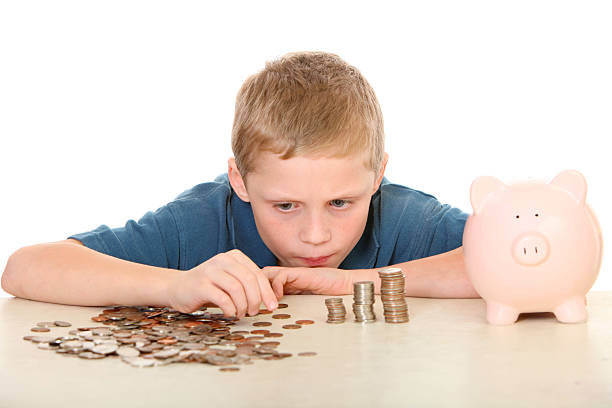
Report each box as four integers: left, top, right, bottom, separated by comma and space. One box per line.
263, 246, 480, 299
2, 239, 278, 317
2, 239, 177, 307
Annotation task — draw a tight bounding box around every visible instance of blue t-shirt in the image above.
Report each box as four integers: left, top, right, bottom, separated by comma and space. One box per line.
68, 174, 469, 270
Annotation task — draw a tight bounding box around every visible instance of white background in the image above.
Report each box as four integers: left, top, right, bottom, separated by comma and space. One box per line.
1, 0, 610, 297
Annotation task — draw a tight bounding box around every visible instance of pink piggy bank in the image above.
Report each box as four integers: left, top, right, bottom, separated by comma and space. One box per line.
463, 170, 603, 325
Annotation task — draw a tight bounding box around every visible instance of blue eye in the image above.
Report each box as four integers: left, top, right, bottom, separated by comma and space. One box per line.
276, 203, 294, 211
330, 199, 349, 208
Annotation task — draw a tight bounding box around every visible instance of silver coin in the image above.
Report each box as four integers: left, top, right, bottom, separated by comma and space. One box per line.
92, 344, 118, 355
116, 346, 140, 357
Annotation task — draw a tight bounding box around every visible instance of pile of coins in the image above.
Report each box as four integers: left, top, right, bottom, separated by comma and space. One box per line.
23, 305, 317, 369
352, 281, 376, 323
378, 268, 410, 323
325, 298, 347, 323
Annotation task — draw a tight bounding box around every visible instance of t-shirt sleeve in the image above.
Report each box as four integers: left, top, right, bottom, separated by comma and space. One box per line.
386, 187, 469, 264
67, 204, 180, 269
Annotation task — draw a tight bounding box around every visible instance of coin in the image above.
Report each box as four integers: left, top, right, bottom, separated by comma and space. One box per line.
31, 327, 50, 332
297, 352, 317, 357
272, 314, 291, 319
277, 303, 289, 309
378, 268, 409, 323
252, 322, 272, 327
281, 324, 301, 330
250, 329, 270, 335
219, 367, 240, 372
54, 321, 72, 327
295, 320, 314, 325
263, 332, 283, 338
325, 298, 347, 323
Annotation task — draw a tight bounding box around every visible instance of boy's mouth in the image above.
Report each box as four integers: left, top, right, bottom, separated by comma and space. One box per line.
297, 255, 333, 267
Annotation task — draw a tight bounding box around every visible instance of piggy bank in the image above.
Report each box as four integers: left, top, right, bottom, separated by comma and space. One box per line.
463, 170, 602, 325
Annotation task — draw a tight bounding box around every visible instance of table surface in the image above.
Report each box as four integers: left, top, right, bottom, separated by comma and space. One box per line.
1, 292, 611, 408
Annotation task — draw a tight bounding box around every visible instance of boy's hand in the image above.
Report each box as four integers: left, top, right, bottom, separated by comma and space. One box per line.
166, 249, 278, 317
262, 266, 353, 298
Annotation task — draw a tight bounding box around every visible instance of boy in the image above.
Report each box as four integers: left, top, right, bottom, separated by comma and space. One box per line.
1, 51, 479, 318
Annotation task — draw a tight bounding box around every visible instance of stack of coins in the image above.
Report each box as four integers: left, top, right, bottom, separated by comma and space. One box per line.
352, 281, 376, 323
378, 268, 410, 323
325, 298, 346, 323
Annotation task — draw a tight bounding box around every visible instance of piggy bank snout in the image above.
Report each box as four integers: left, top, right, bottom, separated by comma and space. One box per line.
512, 233, 550, 266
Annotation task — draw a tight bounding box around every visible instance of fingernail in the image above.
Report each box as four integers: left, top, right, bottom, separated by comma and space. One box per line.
268, 300, 278, 310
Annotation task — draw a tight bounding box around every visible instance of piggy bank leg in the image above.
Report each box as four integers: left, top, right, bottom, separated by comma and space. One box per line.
553, 296, 588, 323
486, 301, 520, 325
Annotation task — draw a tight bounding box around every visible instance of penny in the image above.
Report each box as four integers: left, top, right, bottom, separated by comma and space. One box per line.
231, 330, 250, 335
297, 352, 317, 357
31, 327, 50, 332
257, 309, 273, 315
54, 321, 72, 327
260, 341, 280, 347
91, 316, 108, 322
157, 336, 178, 345
272, 314, 291, 319
295, 320, 315, 325
250, 329, 270, 335
219, 367, 240, 372
252, 322, 272, 327
281, 324, 301, 330
36, 321, 56, 328
277, 303, 288, 309
263, 332, 283, 338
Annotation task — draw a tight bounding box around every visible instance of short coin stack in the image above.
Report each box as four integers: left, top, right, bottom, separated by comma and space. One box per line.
325, 298, 347, 323
378, 268, 410, 323
352, 281, 376, 323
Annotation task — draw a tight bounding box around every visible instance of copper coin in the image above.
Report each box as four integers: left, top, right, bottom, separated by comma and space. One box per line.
260, 341, 280, 347
245, 336, 265, 340
31, 327, 50, 332
250, 329, 270, 335
219, 367, 240, 372
231, 330, 250, 335
91, 315, 108, 322
281, 324, 301, 330
295, 320, 315, 325
183, 321, 203, 328
277, 303, 288, 309
252, 321, 272, 327
263, 332, 283, 338
298, 352, 317, 357
272, 314, 291, 319
257, 309, 273, 315
157, 336, 178, 345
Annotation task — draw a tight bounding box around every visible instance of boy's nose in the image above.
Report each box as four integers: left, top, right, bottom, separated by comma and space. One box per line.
299, 213, 331, 245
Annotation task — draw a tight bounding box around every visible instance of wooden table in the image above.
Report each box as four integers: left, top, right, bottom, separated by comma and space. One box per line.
1, 293, 611, 407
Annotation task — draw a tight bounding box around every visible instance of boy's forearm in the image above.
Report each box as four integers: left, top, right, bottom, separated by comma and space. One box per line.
2, 241, 175, 307
352, 246, 480, 299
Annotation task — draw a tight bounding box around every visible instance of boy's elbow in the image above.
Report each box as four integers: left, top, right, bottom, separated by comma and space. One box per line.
2, 246, 31, 296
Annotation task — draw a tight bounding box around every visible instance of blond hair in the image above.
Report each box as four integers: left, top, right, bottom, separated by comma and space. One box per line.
231, 51, 385, 177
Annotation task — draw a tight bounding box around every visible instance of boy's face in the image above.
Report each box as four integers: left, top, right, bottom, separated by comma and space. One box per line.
229, 151, 387, 268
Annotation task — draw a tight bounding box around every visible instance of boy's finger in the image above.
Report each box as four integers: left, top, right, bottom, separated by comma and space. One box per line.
203, 285, 237, 318
229, 251, 278, 311
271, 273, 286, 300
209, 269, 249, 318
223, 263, 264, 316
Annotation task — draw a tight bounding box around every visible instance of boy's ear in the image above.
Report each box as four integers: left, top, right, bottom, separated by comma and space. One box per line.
373, 152, 389, 193
228, 158, 250, 202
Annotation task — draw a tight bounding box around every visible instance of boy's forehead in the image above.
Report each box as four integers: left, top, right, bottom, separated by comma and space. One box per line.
247, 151, 375, 195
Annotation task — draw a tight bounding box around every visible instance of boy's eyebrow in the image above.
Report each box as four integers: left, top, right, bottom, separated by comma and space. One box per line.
262, 187, 371, 201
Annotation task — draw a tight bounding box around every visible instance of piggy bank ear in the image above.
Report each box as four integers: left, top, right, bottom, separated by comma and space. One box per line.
549, 170, 587, 204
470, 176, 506, 215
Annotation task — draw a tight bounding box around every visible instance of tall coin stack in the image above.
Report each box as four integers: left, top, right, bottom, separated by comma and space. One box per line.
325, 298, 347, 323
352, 281, 376, 323
378, 268, 410, 323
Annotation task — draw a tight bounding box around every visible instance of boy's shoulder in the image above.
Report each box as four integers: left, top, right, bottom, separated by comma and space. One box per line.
173, 174, 232, 202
